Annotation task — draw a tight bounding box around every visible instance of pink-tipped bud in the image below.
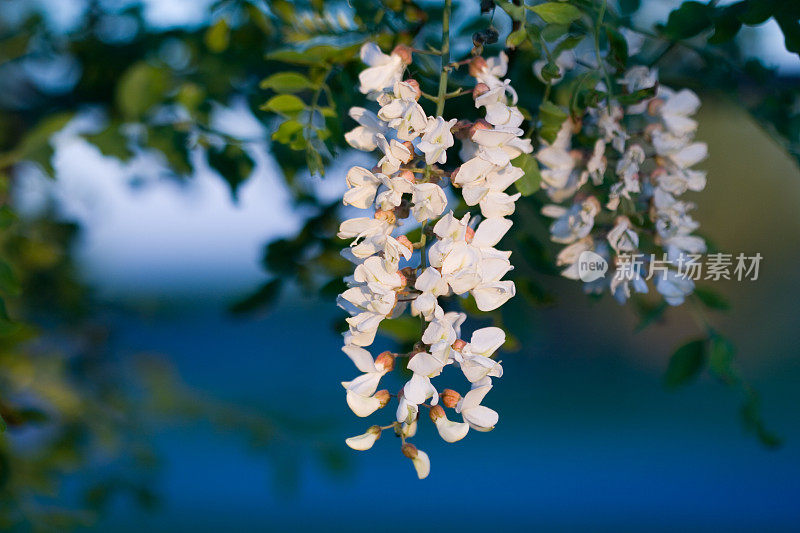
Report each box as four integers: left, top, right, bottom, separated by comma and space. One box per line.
392, 45, 413, 65
464, 226, 475, 243
453, 119, 473, 140
450, 166, 461, 187
401, 442, 418, 459
569, 149, 584, 162
375, 210, 396, 224
651, 167, 667, 179
647, 98, 665, 116
403, 78, 421, 99
375, 351, 395, 373
374, 389, 391, 407
469, 56, 488, 78
429, 405, 446, 422
401, 141, 415, 161
441, 389, 461, 408
644, 123, 662, 138
398, 170, 416, 183
452, 339, 467, 351
473, 82, 490, 99
469, 119, 492, 138
397, 235, 414, 253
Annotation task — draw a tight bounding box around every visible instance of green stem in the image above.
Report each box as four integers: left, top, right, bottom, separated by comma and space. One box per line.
593, 0, 614, 108
435, 0, 452, 118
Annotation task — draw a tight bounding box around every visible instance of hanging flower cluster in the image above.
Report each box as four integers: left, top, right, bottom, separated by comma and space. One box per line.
338, 43, 531, 478
536, 65, 708, 305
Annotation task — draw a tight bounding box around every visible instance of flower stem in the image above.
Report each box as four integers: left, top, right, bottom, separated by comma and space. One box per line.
435, 0, 452, 118
593, 0, 614, 108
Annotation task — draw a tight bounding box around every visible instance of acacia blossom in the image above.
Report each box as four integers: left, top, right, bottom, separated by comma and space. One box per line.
535, 65, 708, 306
338, 44, 528, 478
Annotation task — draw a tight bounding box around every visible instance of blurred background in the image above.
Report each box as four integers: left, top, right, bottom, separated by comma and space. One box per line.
0, 0, 799, 531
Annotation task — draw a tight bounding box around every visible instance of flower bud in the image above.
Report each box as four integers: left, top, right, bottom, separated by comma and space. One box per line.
452, 339, 467, 351
647, 98, 665, 116
375, 351, 395, 373
392, 45, 413, 65
469, 56, 488, 78
469, 119, 492, 138
429, 404, 446, 422
464, 226, 475, 243
397, 270, 408, 289
401, 141, 415, 160
374, 389, 391, 407
472, 82, 490, 99
401, 442, 418, 459
374, 210, 396, 224
450, 166, 461, 187
396, 235, 414, 253
402, 78, 421, 99
398, 169, 416, 183
452, 119, 473, 140
345, 425, 382, 451
440, 389, 461, 408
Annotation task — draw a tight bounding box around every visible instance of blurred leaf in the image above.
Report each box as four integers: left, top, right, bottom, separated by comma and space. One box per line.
17, 113, 73, 176
605, 27, 628, 71
261, 94, 306, 116
207, 144, 255, 197
83, 123, 133, 161
146, 127, 191, 175
512, 153, 541, 195
740, 392, 781, 448
530, 2, 582, 24
541, 23, 570, 42
230, 279, 281, 315
538, 101, 568, 143
694, 286, 731, 310
662, 1, 713, 39
506, 28, 528, 48
261, 72, 316, 93
708, 334, 736, 383
664, 339, 707, 389
204, 18, 230, 53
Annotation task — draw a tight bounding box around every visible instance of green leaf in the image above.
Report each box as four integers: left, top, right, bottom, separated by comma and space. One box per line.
17, 113, 74, 176
506, 28, 528, 48
272, 120, 304, 144
204, 18, 230, 53
663, 1, 713, 39
260, 72, 316, 93
0, 413, 5, 432
541, 23, 570, 42
740, 392, 782, 448
708, 8, 743, 44
708, 335, 735, 383
116, 62, 170, 121
605, 27, 628, 70
496, 0, 524, 21
261, 94, 306, 116
83, 123, 134, 161
540, 62, 562, 82
0, 261, 18, 296
694, 286, 731, 310
538, 101, 568, 144
776, 14, 800, 55
512, 153, 542, 195
530, 2, 583, 24
207, 144, 255, 197
664, 339, 707, 389
737, 0, 773, 25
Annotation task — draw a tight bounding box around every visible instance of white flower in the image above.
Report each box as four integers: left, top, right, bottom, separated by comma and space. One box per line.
358, 42, 406, 96
402, 445, 430, 479
375, 173, 413, 210
430, 407, 469, 443
586, 138, 606, 185
376, 134, 412, 174
455, 379, 498, 432
657, 88, 700, 136
345, 107, 389, 151
343, 166, 382, 208
378, 98, 427, 141
542, 197, 600, 244
417, 117, 457, 165
338, 217, 393, 259
619, 66, 658, 92
655, 270, 695, 306
345, 426, 382, 450
409, 182, 446, 223
607, 216, 639, 253
556, 237, 594, 279
456, 327, 505, 382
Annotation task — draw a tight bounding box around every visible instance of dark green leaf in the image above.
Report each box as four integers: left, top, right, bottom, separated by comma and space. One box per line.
204, 18, 230, 53
663, 1, 713, 39
538, 101, 568, 143
116, 62, 170, 120
230, 279, 282, 314
694, 286, 731, 310
605, 27, 628, 70
664, 339, 707, 389
708, 335, 736, 383
208, 144, 255, 197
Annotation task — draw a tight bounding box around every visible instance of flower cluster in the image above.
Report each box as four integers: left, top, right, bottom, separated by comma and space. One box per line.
338, 43, 530, 478
535, 65, 708, 305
